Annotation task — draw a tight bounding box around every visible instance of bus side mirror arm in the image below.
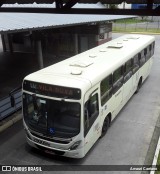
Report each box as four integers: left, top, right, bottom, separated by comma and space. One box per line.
9, 85, 21, 107
10, 95, 15, 107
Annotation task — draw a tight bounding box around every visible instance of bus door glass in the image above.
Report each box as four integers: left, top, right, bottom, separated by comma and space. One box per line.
123, 59, 133, 101
139, 49, 148, 79
146, 44, 153, 73
148, 42, 155, 73
84, 90, 100, 154
132, 54, 140, 91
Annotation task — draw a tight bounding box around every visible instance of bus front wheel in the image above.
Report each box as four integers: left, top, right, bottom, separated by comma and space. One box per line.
101, 116, 109, 138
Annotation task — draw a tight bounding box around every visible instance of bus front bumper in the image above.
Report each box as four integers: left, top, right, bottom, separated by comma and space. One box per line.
26, 135, 85, 159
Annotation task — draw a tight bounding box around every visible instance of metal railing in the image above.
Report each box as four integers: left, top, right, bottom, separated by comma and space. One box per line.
0, 87, 22, 121
113, 17, 160, 33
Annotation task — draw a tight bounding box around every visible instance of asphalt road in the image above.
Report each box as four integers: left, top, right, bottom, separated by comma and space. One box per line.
0, 33, 160, 174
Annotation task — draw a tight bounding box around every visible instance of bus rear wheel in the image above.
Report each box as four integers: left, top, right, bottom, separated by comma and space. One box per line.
136, 78, 142, 93
101, 116, 109, 138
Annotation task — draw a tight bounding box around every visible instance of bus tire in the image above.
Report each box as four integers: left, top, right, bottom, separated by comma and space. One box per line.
101, 116, 109, 138
135, 77, 142, 93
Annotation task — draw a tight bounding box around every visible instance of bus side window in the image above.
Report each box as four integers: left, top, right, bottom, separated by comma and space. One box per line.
100, 75, 112, 106
139, 50, 146, 66
113, 66, 123, 93
124, 59, 133, 83
84, 93, 99, 135
133, 54, 139, 74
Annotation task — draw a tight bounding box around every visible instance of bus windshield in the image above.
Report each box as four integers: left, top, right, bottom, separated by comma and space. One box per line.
23, 93, 80, 138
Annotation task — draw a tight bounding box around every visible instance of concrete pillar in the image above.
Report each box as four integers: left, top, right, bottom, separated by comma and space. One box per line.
8, 34, 13, 53
1, 34, 6, 52
36, 40, 44, 69
74, 33, 79, 54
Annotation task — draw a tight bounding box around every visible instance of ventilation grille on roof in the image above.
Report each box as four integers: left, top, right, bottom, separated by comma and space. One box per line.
126, 36, 140, 40
89, 54, 97, 58
71, 69, 82, 75
70, 60, 93, 68
107, 42, 123, 49
99, 49, 107, 52
123, 39, 129, 41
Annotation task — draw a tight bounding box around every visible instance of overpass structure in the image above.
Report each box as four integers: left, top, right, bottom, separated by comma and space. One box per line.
0, 0, 160, 15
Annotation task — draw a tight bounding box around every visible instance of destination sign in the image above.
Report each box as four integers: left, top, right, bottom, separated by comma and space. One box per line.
23, 80, 81, 100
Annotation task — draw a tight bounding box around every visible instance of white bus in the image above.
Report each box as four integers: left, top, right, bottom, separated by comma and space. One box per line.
22, 34, 155, 158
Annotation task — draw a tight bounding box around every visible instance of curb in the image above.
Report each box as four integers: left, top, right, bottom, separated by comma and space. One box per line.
150, 136, 160, 174
0, 114, 22, 133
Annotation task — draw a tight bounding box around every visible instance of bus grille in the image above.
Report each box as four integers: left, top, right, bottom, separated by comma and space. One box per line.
35, 144, 65, 156
31, 132, 71, 144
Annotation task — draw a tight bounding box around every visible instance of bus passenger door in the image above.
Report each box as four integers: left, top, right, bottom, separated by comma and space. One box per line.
112, 85, 123, 118
123, 75, 133, 103
84, 91, 101, 155
112, 66, 123, 118
132, 55, 140, 92
123, 59, 133, 102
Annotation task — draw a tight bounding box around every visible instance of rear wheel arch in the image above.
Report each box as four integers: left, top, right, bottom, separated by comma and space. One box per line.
136, 76, 143, 93
101, 113, 112, 138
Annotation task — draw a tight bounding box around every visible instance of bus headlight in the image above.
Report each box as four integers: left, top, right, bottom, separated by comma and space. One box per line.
69, 140, 81, 150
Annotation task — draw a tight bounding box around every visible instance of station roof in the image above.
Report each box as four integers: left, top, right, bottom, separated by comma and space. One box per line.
0, 13, 135, 34
0, 3, 136, 34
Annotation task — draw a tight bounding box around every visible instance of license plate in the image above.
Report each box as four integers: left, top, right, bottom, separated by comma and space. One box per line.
33, 138, 50, 147
45, 150, 55, 155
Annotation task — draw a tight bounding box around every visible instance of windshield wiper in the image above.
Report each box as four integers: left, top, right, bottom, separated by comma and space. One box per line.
32, 94, 41, 124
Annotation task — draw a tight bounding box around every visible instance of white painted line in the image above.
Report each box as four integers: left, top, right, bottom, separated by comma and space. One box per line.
150, 136, 160, 174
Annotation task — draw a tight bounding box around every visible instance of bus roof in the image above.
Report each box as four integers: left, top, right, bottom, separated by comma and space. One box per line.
24, 34, 155, 91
